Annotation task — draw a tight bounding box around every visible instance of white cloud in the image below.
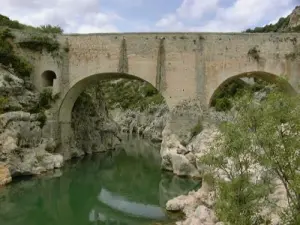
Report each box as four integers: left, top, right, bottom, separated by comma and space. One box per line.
156, 14, 184, 31
0, 0, 121, 33
0, 0, 298, 33
177, 0, 219, 19
156, 0, 297, 32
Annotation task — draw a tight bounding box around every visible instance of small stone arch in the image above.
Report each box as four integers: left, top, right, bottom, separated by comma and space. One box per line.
208, 71, 296, 107
41, 70, 57, 87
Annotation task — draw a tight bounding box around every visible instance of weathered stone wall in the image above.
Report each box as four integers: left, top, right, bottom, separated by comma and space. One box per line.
58, 33, 300, 108
24, 32, 300, 149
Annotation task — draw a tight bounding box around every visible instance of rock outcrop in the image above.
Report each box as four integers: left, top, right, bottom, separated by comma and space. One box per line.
69, 87, 122, 157
288, 6, 300, 29
113, 104, 169, 144
159, 98, 222, 178
0, 67, 64, 181
166, 183, 217, 225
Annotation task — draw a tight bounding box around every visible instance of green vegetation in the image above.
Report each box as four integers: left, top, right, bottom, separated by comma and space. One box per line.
245, 15, 300, 33
201, 88, 300, 225
211, 79, 247, 111
0, 28, 33, 78
19, 35, 60, 53
0, 14, 61, 78
0, 14, 31, 30
29, 89, 58, 127
190, 120, 203, 138
37, 25, 63, 34
0, 14, 63, 34
97, 79, 165, 111
211, 78, 276, 112
0, 96, 8, 113
30, 89, 58, 112
248, 46, 260, 62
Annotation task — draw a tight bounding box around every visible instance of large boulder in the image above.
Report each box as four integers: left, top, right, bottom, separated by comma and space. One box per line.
166, 183, 217, 225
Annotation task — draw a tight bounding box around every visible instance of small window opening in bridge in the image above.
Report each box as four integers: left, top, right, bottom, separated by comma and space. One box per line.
41, 70, 57, 87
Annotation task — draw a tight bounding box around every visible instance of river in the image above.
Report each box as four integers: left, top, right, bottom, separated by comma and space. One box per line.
0, 138, 201, 225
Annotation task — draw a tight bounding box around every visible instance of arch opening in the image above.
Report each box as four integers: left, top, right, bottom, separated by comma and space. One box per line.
59, 72, 168, 124
41, 70, 57, 87
58, 72, 169, 156
209, 71, 296, 111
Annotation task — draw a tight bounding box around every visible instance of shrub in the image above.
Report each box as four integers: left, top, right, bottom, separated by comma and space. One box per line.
201, 90, 300, 225
214, 98, 232, 111
37, 111, 47, 128
97, 79, 165, 112
0, 96, 8, 113
0, 28, 33, 78
0, 14, 25, 29
30, 89, 56, 113
11, 56, 33, 77
190, 120, 203, 138
248, 46, 260, 62
0, 28, 14, 39
245, 16, 290, 33
38, 25, 63, 34
19, 35, 60, 53
141, 83, 158, 97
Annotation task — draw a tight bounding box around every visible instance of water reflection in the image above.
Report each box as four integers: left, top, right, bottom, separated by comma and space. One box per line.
97, 188, 165, 219
0, 138, 200, 225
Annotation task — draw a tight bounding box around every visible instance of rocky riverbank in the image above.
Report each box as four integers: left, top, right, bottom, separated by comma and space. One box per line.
0, 68, 124, 185
0, 67, 64, 184
161, 86, 290, 225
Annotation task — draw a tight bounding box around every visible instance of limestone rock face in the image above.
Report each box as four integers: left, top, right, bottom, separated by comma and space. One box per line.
167, 98, 205, 146
160, 127, 200, 177
166, 184, 217, 225
0, 163, 12, 186
160, 98, 220, 178
289, 6, 300, 29
70, 88, 122, 157
114, 104, 169, 143
0, 67, 63, 182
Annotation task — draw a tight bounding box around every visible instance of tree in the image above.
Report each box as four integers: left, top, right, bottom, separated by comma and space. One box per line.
38, 25, 63, 34
200, 88, 300, 225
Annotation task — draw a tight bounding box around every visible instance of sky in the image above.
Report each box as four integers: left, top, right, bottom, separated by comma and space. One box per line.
0, 0, 299, 33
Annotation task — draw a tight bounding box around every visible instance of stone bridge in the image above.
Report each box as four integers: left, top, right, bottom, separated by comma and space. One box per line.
28, 32, 300, 152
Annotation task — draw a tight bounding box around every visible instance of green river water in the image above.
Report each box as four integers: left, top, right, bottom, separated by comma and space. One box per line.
0, 138, 201, 225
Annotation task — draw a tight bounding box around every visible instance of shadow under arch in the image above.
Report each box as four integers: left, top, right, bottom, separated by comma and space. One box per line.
208, 71, 297, 106
58, 72, 165, 124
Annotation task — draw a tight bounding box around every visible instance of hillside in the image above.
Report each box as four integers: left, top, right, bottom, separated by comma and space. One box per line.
0, 14, 63, 33
245, 6, 300, 33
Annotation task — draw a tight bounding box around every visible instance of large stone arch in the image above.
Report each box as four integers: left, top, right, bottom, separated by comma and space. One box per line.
207, 71, 297, 106
57, 72, 168, 157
